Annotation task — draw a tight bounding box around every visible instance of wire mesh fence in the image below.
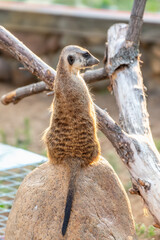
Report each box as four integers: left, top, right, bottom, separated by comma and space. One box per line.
0, 164, 37, 237
0, 144, 47, 238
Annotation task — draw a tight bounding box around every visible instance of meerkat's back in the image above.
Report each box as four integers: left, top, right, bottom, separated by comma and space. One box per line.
43, 45, 100, 236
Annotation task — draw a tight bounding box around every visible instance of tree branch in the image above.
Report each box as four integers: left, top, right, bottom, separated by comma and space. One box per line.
1, 81, 50, 105
0, 26, 108, 105
1, 0, 160, 226
104, 0, 160, 226
126, 0, 147, 44
107, 22, 160, 226
107, 0, 147, 76
0, 26, 56, 89
1, 67, 108, 105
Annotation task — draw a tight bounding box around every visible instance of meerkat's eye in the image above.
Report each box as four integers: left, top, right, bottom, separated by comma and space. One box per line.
82, 52, 90, 59
67, 55, 75, 65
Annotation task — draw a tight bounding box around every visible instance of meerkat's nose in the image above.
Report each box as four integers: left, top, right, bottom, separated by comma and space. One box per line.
87, 56, 100, 67
93, 58, 100, 65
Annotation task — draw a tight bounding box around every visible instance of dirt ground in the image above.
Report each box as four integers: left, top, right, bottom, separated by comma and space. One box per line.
0, 81, 160, 239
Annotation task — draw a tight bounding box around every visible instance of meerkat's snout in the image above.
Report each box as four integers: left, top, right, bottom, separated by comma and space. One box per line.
85, 54, 99, 67
82, 51, 99, 67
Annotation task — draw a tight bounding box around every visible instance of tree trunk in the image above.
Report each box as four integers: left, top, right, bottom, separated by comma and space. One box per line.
107, 23, 160, 225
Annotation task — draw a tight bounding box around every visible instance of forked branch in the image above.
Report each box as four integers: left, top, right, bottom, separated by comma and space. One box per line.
126, 0, 147, 44
0, 26, 108, 105
1, 67, 108, 105
106, 13, 160, 229
1, 0, 160, 227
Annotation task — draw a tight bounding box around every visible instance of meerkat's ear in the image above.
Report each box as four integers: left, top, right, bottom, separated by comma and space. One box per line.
67, 55, 75, 65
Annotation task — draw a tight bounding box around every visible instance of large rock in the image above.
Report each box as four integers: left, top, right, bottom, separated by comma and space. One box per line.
5, 157, 136, 240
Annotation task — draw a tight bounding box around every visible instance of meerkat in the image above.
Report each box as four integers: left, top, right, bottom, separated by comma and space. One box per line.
43, 45, 101, 236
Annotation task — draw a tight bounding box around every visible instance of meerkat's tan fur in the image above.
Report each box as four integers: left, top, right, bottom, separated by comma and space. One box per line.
43, 45, 100, 236
5, 46, 136, 240
44, 46, 100, 167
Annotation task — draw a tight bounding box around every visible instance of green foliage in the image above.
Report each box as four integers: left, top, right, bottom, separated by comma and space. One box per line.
94, 87, 109, 95
146, 0, 160, 12
53, 0, 75, 5
105, 152, 120, 173
0, 118, 31, 150
136, 223, 146, 236
41, 149, 47, 157
3, 0, 160, 12
81, 0, 113, 9
53, 0, 160, 12
155, 139, 160, 152
0, 203, 11, 209
136, 223, 156, 239
124, 181, 132, 191
0, 129, 7, 144
147, 225, 156, 238
0, 187, 12, 193
92, 0, 133, 10
15, 118, 31, 150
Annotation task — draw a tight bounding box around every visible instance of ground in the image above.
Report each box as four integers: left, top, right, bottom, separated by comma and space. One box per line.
0, 81, 160, 239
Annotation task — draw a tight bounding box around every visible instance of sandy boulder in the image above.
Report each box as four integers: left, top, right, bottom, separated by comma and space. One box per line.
5, 157, 136, 240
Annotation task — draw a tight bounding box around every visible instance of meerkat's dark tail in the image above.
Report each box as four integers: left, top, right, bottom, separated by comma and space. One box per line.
62, 176, 75, 236
62, 162, 80, 236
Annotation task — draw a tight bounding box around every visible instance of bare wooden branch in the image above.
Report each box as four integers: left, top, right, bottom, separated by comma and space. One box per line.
1, 81, 50, 105
107, 23, 160, 226
126, 0, 147, 44
0, 26, 108, 105
1, 0, 160, 225
1, 66, 108, 105
107, 0, 147, 76
0, 26, 56, 89
82, 67, 108, 83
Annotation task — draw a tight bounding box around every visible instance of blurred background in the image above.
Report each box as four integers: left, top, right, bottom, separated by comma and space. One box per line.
0, 0, 160, 239
1, 0, 160, 11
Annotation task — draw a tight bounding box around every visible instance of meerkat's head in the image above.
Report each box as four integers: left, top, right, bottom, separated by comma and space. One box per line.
59, 45, 99, 73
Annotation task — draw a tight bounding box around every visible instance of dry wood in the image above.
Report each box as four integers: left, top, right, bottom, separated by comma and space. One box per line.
1, 81, 50, 105
0, 26, 57, 89
1, 0, 160, 227
107, 23, 160, 225
126, 0, 147, 44
0, 26, 108, 105
1, 67, 108, 105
